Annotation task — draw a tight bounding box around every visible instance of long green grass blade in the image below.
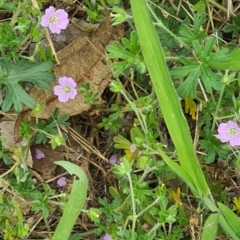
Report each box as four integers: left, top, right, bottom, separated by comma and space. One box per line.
51, 161, 88, 240
130, 0, 209, 197
203, 196, 240, 240
218, 202, 240, 234
201, 213, 219, 240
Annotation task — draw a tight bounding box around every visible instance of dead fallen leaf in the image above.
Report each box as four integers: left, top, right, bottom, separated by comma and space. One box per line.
21, 19, 124, 119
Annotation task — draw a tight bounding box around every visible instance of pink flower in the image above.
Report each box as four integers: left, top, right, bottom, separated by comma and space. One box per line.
57, 177, 66, 187
53, 76, 77, 103
102, 233, 112, 240
40, 6, 69, 34
35, 149, 45, 159
216, 121, 240, 147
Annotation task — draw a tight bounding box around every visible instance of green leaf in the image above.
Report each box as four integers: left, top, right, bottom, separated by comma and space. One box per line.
130, 0, 209, 197
171, 64, 199, 78
201, 213, 219, 240
200, 65, 222, 93
209, 48, 240, 70
114, 135, 131, 150
156, 146, 198, 196
0, 61, 54, 112
218, 202, 240, 234
192, 0, 206, 14
179, 24, 195, 42
52, 161, 88, 240
233, 14, 240, 27
192, 40, 203, 57
107, 42, 134, 59
203, 37, 215, 59
177, 65, 201, 98
107, 31, 144, 77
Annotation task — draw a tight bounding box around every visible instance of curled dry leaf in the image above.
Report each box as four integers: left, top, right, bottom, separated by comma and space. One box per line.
19, 19, 124, 119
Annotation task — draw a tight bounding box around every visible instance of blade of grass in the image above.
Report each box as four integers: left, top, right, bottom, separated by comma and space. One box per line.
201, 213, 219, 240
130, 0, 209, 196
51, 161, 88, 240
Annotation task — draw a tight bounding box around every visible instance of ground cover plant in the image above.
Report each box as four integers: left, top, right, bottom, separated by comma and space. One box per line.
1, 0, 240, 239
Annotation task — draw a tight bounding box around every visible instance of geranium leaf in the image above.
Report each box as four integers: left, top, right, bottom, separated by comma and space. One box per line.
0, 60, 54, 112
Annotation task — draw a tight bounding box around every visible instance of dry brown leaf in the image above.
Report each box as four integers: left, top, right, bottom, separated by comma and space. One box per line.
20, 19, 124, 119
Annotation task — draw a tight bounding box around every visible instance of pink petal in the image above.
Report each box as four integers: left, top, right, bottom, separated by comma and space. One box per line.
216, 134, 229, 142
44, 6, 55, 17
102, 233, 112, 240
55, 9, 68, 19
227, 121, 239, 128
230, 137, 240, 147
65, 77, 77, 87
58, 93, 69, 103
109, 154, 118, 164
69, 88, 77, 99
48, 24, 61, 34
40, 15, 50, 27
53, 85, 64, 96
58, 76, 68, 86
218, 123, 229, 134
35, 149, 45, 159
56, 19, 69, 30
57, 177, 66, 187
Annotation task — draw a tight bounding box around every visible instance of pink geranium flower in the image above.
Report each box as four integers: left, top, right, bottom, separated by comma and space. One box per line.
53, 76, 77, 103
40, 6, 69, 34
216, 121, 240, 147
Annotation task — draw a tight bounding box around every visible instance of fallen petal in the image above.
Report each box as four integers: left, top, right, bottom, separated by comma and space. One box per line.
102, 233, 112, 240
109, 154, 118, 164
57, 177, 66, 187
35, 149, 45, 159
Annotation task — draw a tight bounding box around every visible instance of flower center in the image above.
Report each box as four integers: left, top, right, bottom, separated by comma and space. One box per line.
49, 15, 58, 24
228, 128, 237, 136
63, 86, 71, 93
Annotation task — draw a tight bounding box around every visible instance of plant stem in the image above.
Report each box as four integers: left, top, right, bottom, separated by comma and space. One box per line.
211, 83, 226, 131
126, 172, 136, 240
146, 2, 192, 52
148, 222, 162, 235
136, 196, 160, 218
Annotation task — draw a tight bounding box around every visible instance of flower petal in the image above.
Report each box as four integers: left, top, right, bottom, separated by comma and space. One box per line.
57, 177, 66, 187
65, 77, 77, 87
109, 154, 118, 164
49, 23, 61, 34
227, 121, 239, 129
58, 93, 69, 103
35, 149, 45, 159
102, 233, 112, 240
69, 88, 77, 99
230, 135, 240, 147
217, 123, 229, 135
54, 85, 64, 96
56, 19, 69, 30
58, 76, 68, 86
40, 15, 50, 27
216, 134, 230, 142
45, 6, 55, 17
55, 9, 68, 19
